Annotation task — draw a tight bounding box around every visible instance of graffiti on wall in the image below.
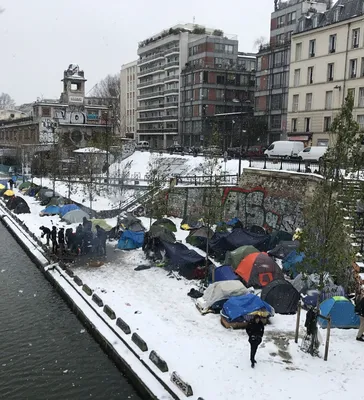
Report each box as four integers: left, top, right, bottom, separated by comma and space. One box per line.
39, 118, 58, 144
55, 109, 87, 125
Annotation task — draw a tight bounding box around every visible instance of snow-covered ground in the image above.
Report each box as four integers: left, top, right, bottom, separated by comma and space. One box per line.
4, 189, 362, 400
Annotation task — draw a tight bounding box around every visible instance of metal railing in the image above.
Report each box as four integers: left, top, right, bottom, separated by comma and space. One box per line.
138, 78, 164, 88
248, 157, 321, 173
164, 75, 179, 82
137, 52, 164, 65
164, 61, 179, 69
164, 88, 179, 94
138, 65, 165, 76
138, 91, 164, 100
137, 103, 164, 110
164, 46, 179, 56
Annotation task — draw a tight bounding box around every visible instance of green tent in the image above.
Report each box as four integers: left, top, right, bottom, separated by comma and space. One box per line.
149, 225, 175, 243
91, 219, 112, 232
152, 218, 177, 232
186, 227, 214, 248
225, 245, 259, 270
19, 181, 37, 190
48, 196, 65, 206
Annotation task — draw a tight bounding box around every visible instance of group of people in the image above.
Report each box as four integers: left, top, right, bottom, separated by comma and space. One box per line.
40, 217, 107, 257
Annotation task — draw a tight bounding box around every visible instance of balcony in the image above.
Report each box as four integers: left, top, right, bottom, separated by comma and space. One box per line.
164, 61, 179, 70
164, 46, 179, 56
138, 103, 164, 110
164, 115, 178, 120
138, 128, 178, 134
138, 78, 164, 88
138, 115, 165, 121
164, 75, 179, 83
138, 91, 164, 100
164, 88, 179, 95
164, 102, 178, 108
138, 64, 165, 77
138, 52, 164, 65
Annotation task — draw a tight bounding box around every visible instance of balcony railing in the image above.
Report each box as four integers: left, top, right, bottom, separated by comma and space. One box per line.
164, 75, 179, 82
164, 88, 179, 94
138, 91, 164, 100
138, 52, 164, 65
138, 115, 165, 121
164, 102, 178, 108
138, 128, 178, 133
138, 64, 165, 76
164, 115, 178, 120
138, 78, 164, 88
137, 103, 164, 110
164, 61, 179, 69
164, 46, 180, 56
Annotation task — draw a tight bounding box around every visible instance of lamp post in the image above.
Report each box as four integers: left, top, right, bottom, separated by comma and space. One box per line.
232, 98, 251, 177
102, 105, 113, 189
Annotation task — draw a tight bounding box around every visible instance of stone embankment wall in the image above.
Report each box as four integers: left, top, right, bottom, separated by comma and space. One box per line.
167, 168, 322, 234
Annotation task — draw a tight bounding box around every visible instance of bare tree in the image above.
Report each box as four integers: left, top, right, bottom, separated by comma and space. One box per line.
0, 92, 15, 110
253, 36, 267, 50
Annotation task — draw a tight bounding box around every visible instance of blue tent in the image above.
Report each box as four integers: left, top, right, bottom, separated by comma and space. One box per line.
213, 265, 239, 282
59, 204, 80, 217
221, 293, 274, 322
282, 251, 305, 278
318, 296, 360, 328
41, 205, 61, 216
117, 230, 144, 250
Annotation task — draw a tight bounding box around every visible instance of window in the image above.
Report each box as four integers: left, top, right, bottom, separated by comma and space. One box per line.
225, 44, 234, 54
327, 63, 334, 81
291, 118, 297, 132
271, 94, 282, 110
349, 59, 357, 78
358, 115, 364, 130
359, 88, 364, 107
325, 91, 333, 109
312, 16, 318, 28
329, 34, 336, 53
273, 51, 284, 67
324, 117, 332, 131
295, 43, 302, 61
304, 117, 311, 132
307, 66, 314, 84
317, 139, 329, 147
309, 39, 316, 57
333, 8, 340, 23
42, 107, 51, 117
305, 93, 312, 111
276, 33, 285, 45
271, 115, 282, 130
272, 73, 283, 88
294, 69, 300, 87
352, 28, 360, 48
288, 11, 296, 24
292, 94, 299, 112
277, 15, 284, 28
216, 75, 225, 84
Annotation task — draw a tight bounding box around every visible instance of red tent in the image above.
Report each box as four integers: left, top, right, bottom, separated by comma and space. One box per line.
236, 252, 283, 288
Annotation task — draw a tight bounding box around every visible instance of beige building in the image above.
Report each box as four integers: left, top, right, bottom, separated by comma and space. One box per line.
287, 1, 364, 147
120, 60, 138, 139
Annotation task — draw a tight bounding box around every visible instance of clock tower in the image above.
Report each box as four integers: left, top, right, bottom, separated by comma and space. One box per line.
60, 64, 87, 105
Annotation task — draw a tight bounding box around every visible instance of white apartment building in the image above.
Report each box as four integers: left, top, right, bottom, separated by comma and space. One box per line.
137, 24, 216, 149
120, 60, 138, 139
287, 0, 364, 147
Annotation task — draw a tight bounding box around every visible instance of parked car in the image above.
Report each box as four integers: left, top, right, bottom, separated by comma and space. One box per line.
264, 141, 304, 159
167, 144, 184, 153
203, 146, 222, 157
135, 141, 150, 150
298, 146, 328, 162
245, 145, 266, 158
227, 147, 243, 158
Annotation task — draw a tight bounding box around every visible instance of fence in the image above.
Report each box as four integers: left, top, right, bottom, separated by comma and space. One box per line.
249, 158, 321, 174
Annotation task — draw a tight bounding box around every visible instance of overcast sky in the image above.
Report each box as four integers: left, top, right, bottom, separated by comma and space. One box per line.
0, 0, 274, 105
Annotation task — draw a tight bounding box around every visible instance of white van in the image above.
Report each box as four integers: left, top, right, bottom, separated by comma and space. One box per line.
135, 141, 150, 150
264, 141, 304, 159
298, 146, 327, 162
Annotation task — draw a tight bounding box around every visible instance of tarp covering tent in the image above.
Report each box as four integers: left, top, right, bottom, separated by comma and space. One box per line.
149, 225, 175, 243
209, 228, 270, 259
268, 241, 300, 259
40, 205, 61, 216
117, 230, 144, 250
292, 273, 334, 294
318, 297, 360, 329
186, 227, 214, 250
221, 293, 274, 323
25, 186, 40, 197
62, 209, 89, 224
120, 215, 145, 232
91, 219, 112, 232
213, 265, 239, 282
47, 196, 65, 206
224, 245, 259, 270
180, 216, 203, 231
236, 252, 284, 288
0, 183, 5, 190
3, 189, 14, 197
196, 281, 248, 313
282, 251, 305, 278
268, 230, 293, 250
152, 218, 177, 232
261, 279, 300, 314
59, 204, 79, 217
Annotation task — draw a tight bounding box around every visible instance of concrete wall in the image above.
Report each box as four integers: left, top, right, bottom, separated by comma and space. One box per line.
166, 167, 322, 233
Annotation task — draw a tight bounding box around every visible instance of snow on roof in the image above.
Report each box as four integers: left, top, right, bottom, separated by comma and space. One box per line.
73, 147, 107, 154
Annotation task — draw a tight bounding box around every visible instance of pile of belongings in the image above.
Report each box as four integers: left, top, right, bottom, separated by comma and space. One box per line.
196, 280, 249, 314
221, 293, 274, 326
180, 216, 203, 231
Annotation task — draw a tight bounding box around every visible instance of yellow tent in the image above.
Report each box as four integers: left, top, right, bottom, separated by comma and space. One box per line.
3, 190, 14, 197
0, 184, 5, 190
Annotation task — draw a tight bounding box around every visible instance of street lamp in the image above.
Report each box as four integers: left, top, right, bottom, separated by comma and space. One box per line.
232, 98, 251, 177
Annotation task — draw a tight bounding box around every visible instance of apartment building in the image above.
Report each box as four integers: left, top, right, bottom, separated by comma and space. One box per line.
255, 0, 329, 143
120, 60, 138, 139
180, 36, 256, 148
136, 24, 219, 149
287, 0, 364, 146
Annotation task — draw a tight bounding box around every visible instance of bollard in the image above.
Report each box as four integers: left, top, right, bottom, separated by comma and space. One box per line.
73, 275, 83, 286
82, 284, 93, 296
103, 305, 116, 320
92, 293, 104, 307
131, 333, 148, 352
116, 317, 131, 335
170, 371, 193, 397
149, 350, 168, 372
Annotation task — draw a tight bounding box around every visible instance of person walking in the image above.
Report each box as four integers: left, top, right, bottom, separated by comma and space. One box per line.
58, 228, 65, 255
51, 226, 58, 254
355, 294, 364, 342
95, 225, 107, 256
8, 178, 14, 190
246, 315, 265, 368
39, 226, 51, 246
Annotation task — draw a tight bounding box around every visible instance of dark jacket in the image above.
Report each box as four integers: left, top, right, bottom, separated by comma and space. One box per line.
51, 227, 57, 242
58, 230, 65, 244
96, 227, 107, 241
356, 297, 364, 317
246, 320, 264, 341
40, 226, 51, 237
83, 218, 92, 232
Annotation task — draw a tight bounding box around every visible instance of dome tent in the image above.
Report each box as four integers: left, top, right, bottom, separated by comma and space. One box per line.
261, 279, 300, 314
318, 296, 360, 329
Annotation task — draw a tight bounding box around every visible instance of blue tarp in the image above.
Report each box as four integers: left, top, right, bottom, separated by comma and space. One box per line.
282, 251, 305, 278
319, 297, 360, 328
59, 204, 80, 217
209, 228, 270, 258
222, 293, 274, 322
213, 265, 239, 282
161, 241, 205, 266
117, 230, 144, 250
41, 205, 61, 215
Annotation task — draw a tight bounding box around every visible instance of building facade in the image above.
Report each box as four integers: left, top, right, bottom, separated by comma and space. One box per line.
136, 24, 221, 149
0, 64, 112, 172
180, 36, 256, 148
120, 60, 138, 139
287, 0, 364, 146
255, 0, 328, 144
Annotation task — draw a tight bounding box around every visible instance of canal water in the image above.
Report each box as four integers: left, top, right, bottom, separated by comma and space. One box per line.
0, 223, 141, 400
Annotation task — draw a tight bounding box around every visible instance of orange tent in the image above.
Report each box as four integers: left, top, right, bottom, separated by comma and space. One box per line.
236, 252, 284, 288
